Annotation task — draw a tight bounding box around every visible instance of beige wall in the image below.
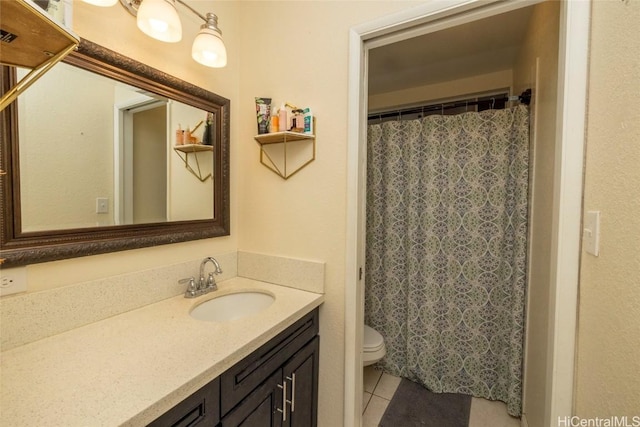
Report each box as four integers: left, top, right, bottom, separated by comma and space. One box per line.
168, 102, 214, 222
236, 3, 422, 425
511, 2, 560, 426
368, 69, 513, 112
17, 64, 115, 231
575, 0, 640, 417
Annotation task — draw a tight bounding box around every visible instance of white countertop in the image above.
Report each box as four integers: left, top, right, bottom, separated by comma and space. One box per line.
0, 277, 324, 426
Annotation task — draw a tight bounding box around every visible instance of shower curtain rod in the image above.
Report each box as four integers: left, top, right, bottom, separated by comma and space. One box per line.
368, 88, 532, 121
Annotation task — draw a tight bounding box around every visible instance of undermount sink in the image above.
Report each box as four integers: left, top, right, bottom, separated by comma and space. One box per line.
189, 291, 275, 322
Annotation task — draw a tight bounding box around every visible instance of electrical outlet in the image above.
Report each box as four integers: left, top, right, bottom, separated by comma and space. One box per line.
0, 267, 27, 296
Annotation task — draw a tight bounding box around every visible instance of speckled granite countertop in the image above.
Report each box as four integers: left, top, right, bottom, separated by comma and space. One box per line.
0, 277, 324, 426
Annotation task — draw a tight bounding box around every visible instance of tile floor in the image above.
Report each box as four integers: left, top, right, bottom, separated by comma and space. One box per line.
363, 366, 521, 427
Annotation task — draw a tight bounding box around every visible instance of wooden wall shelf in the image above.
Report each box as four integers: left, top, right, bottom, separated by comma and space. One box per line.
174, 144, 213, 153
254, 131, 316, 180
0, 0, 79, 111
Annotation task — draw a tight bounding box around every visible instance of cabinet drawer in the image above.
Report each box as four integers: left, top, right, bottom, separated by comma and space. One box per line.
147, 377, 220, 427
221, 308, 319, 415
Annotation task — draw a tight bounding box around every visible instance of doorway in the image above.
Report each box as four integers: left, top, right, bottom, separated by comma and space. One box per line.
345, 1, 590, 426
115, 99, 168, 225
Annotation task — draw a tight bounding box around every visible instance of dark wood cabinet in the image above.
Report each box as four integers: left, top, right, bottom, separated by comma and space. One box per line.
147, 377, 220, 427
219, 369, 284, 427
282, 337, 319, 427
220, 337, 319, 427
148, 308, 319, 427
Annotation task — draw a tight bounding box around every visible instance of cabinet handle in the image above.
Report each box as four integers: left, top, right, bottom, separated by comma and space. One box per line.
277, 381, 288, 422
286, 374, 296, 412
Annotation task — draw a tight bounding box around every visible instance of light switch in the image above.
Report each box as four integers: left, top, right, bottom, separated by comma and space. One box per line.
96, 197, 109, 214
583, 210, 600, 256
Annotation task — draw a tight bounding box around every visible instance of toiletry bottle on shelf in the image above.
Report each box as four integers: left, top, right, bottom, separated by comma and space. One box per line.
185, 127, 191, 145
270, 113, 279, 133
255, 97, 272, 134
303, 108, 313, 135
278, 104, 287, 132
292, 109, 304, 131
202, 113, 213, 145
176, 124, 183, 145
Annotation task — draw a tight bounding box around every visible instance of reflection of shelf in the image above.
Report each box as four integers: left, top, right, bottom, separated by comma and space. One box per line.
174, 144, 213, 153
173, 144, 213, 182
254, 131, 315, 180
0, 0, 79, 111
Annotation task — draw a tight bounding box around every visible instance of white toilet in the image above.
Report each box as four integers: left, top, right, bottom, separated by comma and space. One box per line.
363, 325, 386, 366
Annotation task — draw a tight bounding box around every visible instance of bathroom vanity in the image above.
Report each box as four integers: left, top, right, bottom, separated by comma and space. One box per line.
0, 277, 323, 426
150, 308, 319, 427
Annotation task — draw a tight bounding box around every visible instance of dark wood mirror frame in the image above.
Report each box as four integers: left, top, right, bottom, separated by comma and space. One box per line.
0, 39, 230, 267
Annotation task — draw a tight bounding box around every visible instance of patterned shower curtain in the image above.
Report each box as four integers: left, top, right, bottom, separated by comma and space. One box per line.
365, 105, 529, 416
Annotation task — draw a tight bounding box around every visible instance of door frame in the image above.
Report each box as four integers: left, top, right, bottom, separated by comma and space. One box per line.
114, 97, 166, 225
344, 1, 590, 425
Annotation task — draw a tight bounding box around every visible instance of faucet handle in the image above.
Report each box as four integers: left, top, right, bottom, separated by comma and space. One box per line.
179, 277, 198, 298
206, 272, 218, 291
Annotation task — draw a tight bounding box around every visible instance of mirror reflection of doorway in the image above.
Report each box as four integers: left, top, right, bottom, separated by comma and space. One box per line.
117, 99, 168, 225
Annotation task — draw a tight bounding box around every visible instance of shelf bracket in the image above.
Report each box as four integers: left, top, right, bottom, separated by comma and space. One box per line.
0, 0, 79, 112
173, 146, 212, 182
0, 44, 77, 112
254, 131, 316, 180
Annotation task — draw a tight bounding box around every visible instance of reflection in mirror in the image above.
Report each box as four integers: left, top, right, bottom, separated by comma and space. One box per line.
0, 39, 230, 267
16, 63, 214, 232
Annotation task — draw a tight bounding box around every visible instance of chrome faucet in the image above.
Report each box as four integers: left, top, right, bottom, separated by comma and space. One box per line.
178, 256, 223, 298
199, 256, 223, 291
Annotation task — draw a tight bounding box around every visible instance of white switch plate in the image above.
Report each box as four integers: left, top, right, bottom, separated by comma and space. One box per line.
583, 210, 600, 256
0, 266, 28, 296
96, 197, 109, 214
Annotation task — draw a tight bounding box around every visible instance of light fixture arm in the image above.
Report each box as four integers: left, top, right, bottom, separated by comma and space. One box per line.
120, 0, 222, 34
174, 0, 206, 23
121, 0, 214, 24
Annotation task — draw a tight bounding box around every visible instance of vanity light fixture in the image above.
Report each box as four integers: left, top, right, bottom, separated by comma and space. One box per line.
88, 0, 227, 67
191, 13, 227, 68
136, 0, 182, 43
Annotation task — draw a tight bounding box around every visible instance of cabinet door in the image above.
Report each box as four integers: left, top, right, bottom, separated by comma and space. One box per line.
283, 336, 319, 427
221, 309, 319, 416
220, 369, 284, 427
147, 377, 220, 427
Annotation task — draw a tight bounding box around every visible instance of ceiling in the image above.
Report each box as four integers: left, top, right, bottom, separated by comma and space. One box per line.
368, 6, 534, 96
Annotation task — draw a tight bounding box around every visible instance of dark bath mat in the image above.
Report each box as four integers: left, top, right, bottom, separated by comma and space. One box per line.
379, 379, 471, 427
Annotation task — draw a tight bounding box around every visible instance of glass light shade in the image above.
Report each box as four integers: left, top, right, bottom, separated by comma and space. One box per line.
136, 0, 182, 43
192, 28, 227, 68
82, 0, 118, 6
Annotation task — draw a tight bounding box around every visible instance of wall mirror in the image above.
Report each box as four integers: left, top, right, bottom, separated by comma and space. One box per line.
0, 39, 230, 267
